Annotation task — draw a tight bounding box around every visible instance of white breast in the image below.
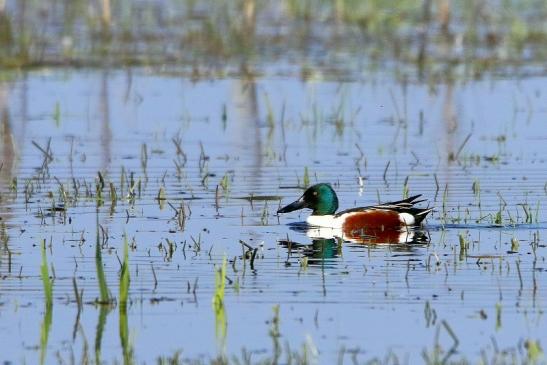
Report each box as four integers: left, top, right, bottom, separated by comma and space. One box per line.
306, 215, 344, 228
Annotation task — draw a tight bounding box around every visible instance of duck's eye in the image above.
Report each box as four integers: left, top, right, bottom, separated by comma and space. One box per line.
313, 191, 318, 196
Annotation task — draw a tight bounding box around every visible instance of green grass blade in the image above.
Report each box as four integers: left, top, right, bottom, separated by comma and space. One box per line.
95, 306, 109, 364
212, 256, 228, 353
119, 234, 130, 307
119, 233, 132, 364
96, 214, 110, 304
40, 239, 53, 306
39, 239, 53, 365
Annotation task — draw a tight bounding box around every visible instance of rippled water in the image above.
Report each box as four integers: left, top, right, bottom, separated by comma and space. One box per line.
0, 70, 546, 364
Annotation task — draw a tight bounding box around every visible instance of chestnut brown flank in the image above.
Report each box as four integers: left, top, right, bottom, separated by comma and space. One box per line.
342, 210, 405, 243
342, 210, 401, 233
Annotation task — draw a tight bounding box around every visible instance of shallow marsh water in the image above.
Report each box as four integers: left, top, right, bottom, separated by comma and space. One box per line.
1, 1, 547, 364
0, 69, 545, 364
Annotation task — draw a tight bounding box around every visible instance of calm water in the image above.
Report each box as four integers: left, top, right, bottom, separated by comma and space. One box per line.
0, 69, 545, 364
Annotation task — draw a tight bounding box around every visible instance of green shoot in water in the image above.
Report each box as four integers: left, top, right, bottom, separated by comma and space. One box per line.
96, 215, 110, 304
53, 101, 61, 127
40, 239, 53, 365
494, 210, 503, 225
157, 186, 166, 210
95, 306, 109, 364
119, 233, 132, 364
219, 173, 230, 192
212, 257, 227, 310
261, 202, 268, 225
119, 234, 130, 307
402, 176, 409, 199
472, 179, 480, 197
525, 340, 543, 362
212, 257, 227, 353
496, 303, 502, 331
264, 92, 275, 129
41, 240, 53, 307
269, 305, 281, 362
94, 213, 112, 363
141, 143, 148, 172
303, 166, 310, 188
109, 182, 117, 204
511, 237, 519, 252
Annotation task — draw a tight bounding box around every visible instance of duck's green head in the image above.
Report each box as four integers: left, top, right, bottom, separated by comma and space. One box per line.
277, 183, 339, 216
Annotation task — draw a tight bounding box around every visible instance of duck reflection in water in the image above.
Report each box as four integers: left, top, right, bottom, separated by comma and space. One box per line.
278, 222, 430, 265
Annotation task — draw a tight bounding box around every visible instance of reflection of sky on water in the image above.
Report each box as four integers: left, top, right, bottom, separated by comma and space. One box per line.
0, 70, 546, 363
2, 72, 545, 225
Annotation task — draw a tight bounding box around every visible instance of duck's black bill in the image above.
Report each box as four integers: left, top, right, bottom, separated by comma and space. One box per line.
277, 198, 306, 214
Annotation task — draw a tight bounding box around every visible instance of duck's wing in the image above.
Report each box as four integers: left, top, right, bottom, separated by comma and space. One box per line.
334, 194, 433, 224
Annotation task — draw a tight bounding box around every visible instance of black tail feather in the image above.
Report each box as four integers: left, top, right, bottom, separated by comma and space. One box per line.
412, 207, 434, 225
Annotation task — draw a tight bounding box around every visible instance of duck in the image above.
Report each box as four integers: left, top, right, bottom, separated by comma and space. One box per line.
277, 183, 433, 236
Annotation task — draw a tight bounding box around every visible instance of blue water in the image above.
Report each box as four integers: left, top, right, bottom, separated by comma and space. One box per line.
0, 70, 546, 363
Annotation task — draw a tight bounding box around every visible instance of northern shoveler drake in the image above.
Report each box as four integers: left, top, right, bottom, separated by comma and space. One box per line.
277, 183, 433, 234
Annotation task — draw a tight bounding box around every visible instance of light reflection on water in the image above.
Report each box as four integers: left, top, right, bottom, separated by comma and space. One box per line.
0, 70, 546, 363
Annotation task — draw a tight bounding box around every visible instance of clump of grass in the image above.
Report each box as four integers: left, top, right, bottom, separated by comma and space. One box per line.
190, 234, 202, 253
164, 238, 176, 261
518, 200, 540, 224
520, 203, 534, 224
168, 201, 186, 231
